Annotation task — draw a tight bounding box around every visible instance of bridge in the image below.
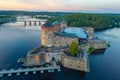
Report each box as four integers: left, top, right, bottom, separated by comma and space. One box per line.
17, 17, 47, 26
23, 20, 46, 26
0, 66, 61, 78
0, 16, 47, 26
0, 18, 16, 24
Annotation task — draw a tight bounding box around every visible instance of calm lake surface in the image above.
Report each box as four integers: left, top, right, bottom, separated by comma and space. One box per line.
0, 23, 120, 80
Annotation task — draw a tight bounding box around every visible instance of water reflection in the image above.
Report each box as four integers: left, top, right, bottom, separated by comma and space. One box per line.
0, 23, 120, 80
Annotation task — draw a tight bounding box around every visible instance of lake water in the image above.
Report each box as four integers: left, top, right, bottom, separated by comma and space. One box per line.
0, 23, 120, 80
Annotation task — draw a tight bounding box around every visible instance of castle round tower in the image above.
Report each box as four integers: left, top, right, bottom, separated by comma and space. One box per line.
41, 22, 56, 47
60, 20, 67, 28
52, 21, 61, 32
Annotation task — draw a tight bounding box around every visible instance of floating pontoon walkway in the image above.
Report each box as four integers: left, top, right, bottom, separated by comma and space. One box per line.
0, 66, 61, 77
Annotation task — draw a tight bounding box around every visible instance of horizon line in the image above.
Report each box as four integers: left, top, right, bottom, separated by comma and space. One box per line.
0, 9, 120, 14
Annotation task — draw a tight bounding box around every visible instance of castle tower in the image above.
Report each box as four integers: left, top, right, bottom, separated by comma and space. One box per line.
52, 21, 61, 32
60, 20, 67, 28
41, 22, 56, 47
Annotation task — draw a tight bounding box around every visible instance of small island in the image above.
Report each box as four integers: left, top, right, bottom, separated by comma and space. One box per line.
18, 20, 108, 72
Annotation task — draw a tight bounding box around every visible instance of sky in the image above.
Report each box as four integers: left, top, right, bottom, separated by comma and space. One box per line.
0, 0, 120, 13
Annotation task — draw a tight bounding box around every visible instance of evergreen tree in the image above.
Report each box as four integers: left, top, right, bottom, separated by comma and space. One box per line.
69, 42, 78, 56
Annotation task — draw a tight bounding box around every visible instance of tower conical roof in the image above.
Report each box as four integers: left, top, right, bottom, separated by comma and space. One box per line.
42, 22, 52, 27
52, 21, 60, 25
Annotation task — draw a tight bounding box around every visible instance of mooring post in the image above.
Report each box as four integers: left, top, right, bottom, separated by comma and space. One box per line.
33, 71, 36, 74
25, 72, 28, 75
57, 68, 61, 72
0, 74, 3, 77
16, 72, 20, 76
8, 73, 12, 77
51, 69, 54, 72
41, 70, 44, 73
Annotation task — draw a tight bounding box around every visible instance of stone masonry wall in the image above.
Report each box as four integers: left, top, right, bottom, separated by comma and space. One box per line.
82, 27, 94, 39
61, 53, 89, 72
87, 40, 107, 49
53, 36, 78, 47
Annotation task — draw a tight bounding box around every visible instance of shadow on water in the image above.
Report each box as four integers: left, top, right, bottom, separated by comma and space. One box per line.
48, 66, 87, 80
87, 47, 108, 56
62, 67, 86, 76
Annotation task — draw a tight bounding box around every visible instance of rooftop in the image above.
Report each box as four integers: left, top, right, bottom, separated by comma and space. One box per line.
42, 22, 52, 27
63, 28, 87, 39
54, 32, 77, 38
52, 21, 60, 25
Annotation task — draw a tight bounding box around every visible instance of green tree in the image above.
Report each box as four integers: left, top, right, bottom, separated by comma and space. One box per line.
69, 41, 78, 56
48, 13, 120, 30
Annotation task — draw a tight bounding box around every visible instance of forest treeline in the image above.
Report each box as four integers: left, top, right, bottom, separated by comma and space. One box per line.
48, 13, 120, 30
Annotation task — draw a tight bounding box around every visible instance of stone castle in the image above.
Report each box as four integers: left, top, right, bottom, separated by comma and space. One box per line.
19, 20, 107, 72
41, 21, 78, 47
41, 20, 95, 47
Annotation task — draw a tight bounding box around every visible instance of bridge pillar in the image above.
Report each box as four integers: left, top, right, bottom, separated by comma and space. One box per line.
40, 70, 44, 73
48, 69, 53, 73
0, 74, 3, 77
34, 21, 36, 26
33, 71, 36, 74
8, 73, 12, 77
51, 69, 54, 72
24, 21, 27, 26
57, 69, 61, 72
16, 72, 20, 76
39, 21, 41, 25
25, 72, 28, 75
29, 21, 32, 26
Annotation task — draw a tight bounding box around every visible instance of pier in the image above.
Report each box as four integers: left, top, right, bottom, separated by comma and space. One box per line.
0, 66, 61, 78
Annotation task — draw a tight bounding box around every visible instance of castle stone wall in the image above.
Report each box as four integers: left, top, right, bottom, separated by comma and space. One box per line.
82, 27, 94, 39
87, 40, 107, 49
61, 53, 89, 72
53, 36, 78, 47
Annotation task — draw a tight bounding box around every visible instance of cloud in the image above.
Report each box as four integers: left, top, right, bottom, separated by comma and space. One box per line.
19, 0, 42, 4
0, 0, 120, 13
18, 0, 66, 5
100, 8, 113, 11
0, 0, 40, 10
